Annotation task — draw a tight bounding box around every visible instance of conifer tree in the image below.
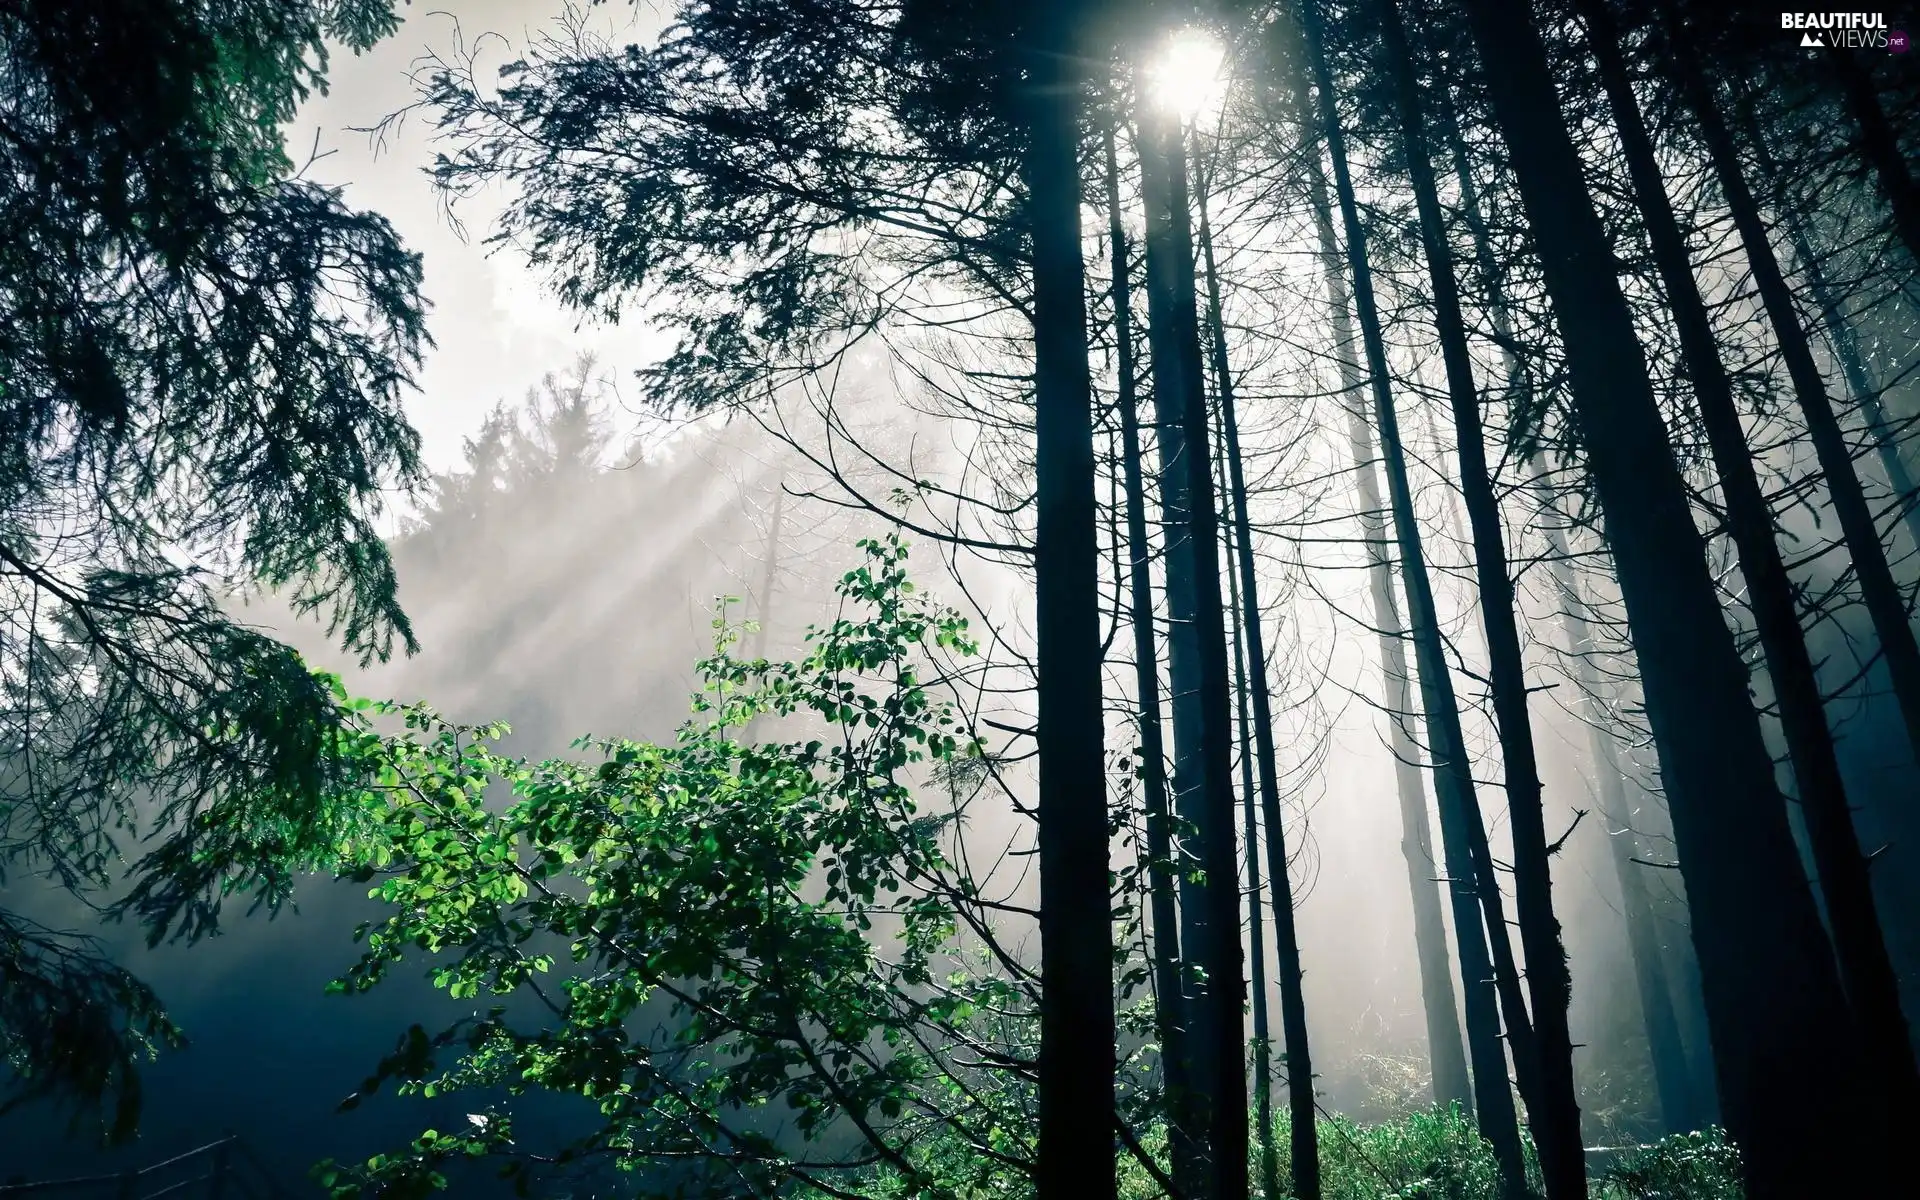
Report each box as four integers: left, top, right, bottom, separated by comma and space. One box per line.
1456, 0, 1887, 1190
0, 0, 422, 1140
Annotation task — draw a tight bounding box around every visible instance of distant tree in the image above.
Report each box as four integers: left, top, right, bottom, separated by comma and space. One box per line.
0, 0, 424, 1141
407, 355, 613, 552
406, 406, 517, 541
506, 354, 616, 492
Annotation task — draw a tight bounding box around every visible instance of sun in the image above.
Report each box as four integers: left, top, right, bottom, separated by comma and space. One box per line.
1145, 27, 1228, 123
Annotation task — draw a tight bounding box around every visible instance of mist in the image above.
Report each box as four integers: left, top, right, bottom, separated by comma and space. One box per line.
6, 1, 1917, 1196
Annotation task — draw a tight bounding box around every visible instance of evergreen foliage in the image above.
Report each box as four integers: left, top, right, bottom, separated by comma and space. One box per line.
0, 0, 423, 1142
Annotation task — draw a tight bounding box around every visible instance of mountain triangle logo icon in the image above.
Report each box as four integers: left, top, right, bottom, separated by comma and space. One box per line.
1801, 30, 1824, 45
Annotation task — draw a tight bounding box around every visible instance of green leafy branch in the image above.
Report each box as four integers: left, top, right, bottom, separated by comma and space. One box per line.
312, 536, 1034, 1198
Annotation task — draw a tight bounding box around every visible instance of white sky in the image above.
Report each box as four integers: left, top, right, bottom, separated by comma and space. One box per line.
290, 1, 673, 476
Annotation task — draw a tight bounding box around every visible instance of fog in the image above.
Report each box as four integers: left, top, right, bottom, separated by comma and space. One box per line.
7, 0, 1919, 1191
9, 355, 1914, 1186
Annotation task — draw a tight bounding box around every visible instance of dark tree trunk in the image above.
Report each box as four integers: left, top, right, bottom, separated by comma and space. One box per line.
1136, 103, 1249, 1200
1271, 0, 1475, 1133
1375, 0, 1584, 1191
1024, 5, 1115, 1193
1667, 21, 1920, 798
1579, 0, 1920, 1133
1456, 0, 1884, 1191
1200, 193, 1321, 1200
1137, 107, 1216, 1200
1830, 51, 1920, 270
1101, 119, 1197, 1183
1223, 447, 1282, 1200
1302, 176, 1476, 1124
1439, 79, 1705, 1136
1287, 6, 1530, 1192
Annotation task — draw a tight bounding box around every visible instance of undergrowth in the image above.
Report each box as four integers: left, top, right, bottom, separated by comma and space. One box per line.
857, 1110, 1742, 1199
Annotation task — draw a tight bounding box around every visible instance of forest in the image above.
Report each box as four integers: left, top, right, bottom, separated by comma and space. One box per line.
1, 0, 1916, 1197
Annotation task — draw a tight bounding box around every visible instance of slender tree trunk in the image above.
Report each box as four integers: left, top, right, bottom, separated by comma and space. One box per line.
748, 483, 785, 663
1270, 0, 1475, 1129
1223, 444, 1282, 1200
1746, 118, 1920, 557
1314, 203, 1477, 1124
1024, 5, 1115, 1193
1533, 473, 1702, 1135
1305, 7, 1543, 1152
1294, 0, 1544, 1133
1286, 8, 1531, 1192
1137, 100, 1249, 1200
1199, 192, 1321, 1200
1791, 231, 1920, 555
1579, 0, 1920, 1132
1375, 0, 1584, 1191
1456, 0, 1884, 1191
742, 479, 786, 741
1667, 23, 1920, 794
1102, 119, 1198, 1185
1830, 51, 1920, 269
1438, 79, 1706, 1135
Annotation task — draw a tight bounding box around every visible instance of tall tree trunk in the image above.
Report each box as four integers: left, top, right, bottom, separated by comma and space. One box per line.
1269, 0, 1476, 1130
1579, 0, 1920, 1132
1437, 77, 1704, 1136
1455, 0, 1884, 1191
1375, 0, 1584, 1192
1024, 5, 1115, 1193
1199, 191, 1321, 1200
1136, 100, 1250, 1200
1223, 445, 1282, 1200
1786, 225, 1920, 555
1665, 20, 1920, 794
1745, 119, 1920, 558
1138, 105, 1215, 1200
1829, 51, 1920, 269
1535, 473, 1703, 1135
1102, 118, 1197, 1185
1285, 8, 1532, 1193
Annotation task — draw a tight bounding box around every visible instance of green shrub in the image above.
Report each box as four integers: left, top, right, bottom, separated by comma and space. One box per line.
1592, 1128, 1743, 1200
1288, 1107, 1504, 1200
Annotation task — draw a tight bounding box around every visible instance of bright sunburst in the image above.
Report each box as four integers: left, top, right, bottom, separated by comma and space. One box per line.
1144, 27, 1228, 122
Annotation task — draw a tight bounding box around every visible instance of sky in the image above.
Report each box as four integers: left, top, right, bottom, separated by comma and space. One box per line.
291, 0, 673, 480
